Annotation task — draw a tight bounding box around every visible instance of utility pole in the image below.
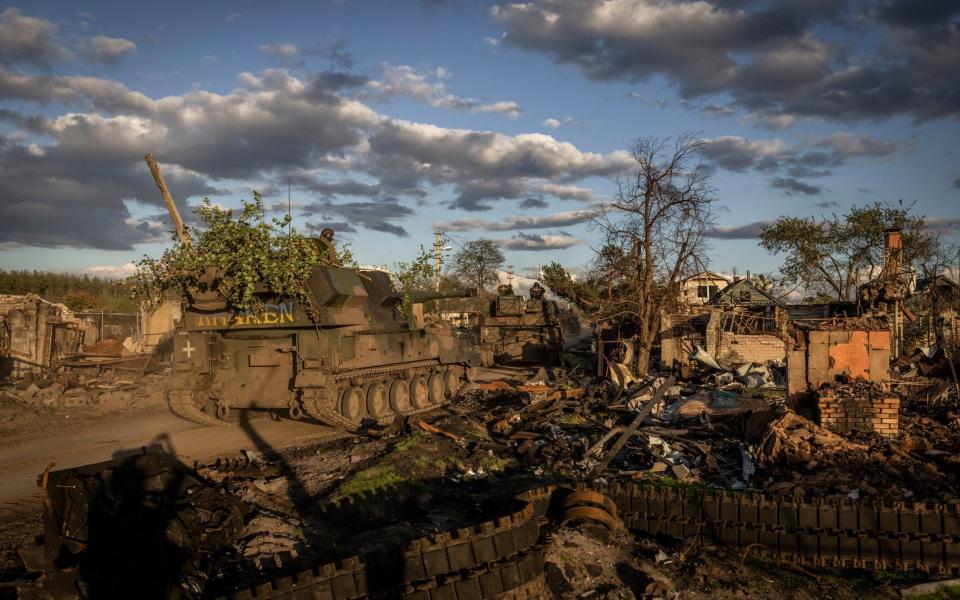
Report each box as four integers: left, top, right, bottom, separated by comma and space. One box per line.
506, 265, 514, 289
433, 231, 443, 291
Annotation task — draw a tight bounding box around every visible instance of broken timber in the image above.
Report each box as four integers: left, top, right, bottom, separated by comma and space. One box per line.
590, 375, 676, 477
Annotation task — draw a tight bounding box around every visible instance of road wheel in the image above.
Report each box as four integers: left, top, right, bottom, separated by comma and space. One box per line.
409, 375, 429, 409
427, 373, 446, 405
443, 369, 461, 398
365, 381, 391, 419
389, 378, 413, 414
339, 386, 364, 423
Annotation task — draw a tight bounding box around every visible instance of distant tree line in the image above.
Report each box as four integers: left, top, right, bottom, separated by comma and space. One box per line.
0, 269, 139, 312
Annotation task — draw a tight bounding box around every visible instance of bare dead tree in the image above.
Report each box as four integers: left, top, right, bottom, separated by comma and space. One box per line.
591, 133, 715, 377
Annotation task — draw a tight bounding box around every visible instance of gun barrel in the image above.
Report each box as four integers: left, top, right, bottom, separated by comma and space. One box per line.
408, 288, 477, 303
145, 153, 190, 245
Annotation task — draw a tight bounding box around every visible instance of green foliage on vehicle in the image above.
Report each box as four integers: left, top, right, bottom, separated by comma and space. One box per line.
129, 192, 324, 313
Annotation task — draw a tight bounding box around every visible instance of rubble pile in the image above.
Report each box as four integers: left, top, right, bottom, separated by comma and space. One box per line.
4, 359, 960, 598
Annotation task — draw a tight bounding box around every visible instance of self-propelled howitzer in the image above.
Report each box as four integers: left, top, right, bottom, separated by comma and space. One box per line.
167, 267, 480, 429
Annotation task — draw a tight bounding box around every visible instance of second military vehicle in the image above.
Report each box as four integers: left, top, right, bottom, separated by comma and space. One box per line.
478, 282, 564, 366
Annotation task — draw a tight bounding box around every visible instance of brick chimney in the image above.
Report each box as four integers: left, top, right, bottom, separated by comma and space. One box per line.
883, 228, 904, 275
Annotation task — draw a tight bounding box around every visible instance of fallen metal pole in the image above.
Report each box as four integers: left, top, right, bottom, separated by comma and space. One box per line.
590, 374, 676, 477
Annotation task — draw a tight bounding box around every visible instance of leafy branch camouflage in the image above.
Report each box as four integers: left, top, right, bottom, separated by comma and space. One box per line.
129, 192, 329, 313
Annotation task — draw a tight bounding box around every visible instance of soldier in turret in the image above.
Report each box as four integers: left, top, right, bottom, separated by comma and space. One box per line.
313, 228, 342, 266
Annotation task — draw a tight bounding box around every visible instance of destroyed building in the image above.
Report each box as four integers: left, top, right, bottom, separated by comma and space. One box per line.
0, 294, 94, 380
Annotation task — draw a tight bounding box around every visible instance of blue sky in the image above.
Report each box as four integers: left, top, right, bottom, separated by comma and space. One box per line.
0, 0, 957, 280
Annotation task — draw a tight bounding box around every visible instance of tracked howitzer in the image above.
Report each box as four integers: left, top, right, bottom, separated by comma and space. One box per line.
478, 282, 564, 366
167, 269, 480, 428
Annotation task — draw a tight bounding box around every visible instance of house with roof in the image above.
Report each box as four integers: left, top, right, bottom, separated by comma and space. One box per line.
679, 271, 730, 306
710, 278, 781, 307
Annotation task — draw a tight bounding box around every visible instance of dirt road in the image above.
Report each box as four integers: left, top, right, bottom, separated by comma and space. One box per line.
0, 407, 339, 519
0, 366, 522, 521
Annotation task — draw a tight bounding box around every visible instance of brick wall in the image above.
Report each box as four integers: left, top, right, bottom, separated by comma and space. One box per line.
716, 332, 786, 364
816, 391, 899, 438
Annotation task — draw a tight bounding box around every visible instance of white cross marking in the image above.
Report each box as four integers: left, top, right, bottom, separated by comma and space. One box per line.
183, 340, 195, 359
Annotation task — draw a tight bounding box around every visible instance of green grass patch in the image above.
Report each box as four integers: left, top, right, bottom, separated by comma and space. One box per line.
393, 430, 426, 452
480, 453, 512, 472
337, 464, 405, 496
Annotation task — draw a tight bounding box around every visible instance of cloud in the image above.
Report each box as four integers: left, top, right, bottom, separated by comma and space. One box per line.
0, 8, 68, 66
814, 201, 841, 209
260, 42, 299, 58
85, 262, 137, 279
300, 197, 414, 236
0, 66, 627, 248
700, 133, 910, 196
497, 232, 581, 251
520, 197, 548, 209
436, 207, 598, 232
771, 176, 824, 196
0, 129, 223, 249
491, 0, 960, 122
543, 118, 560, 129
707, 221, 772, 240
366, 64, 521, 118
953, 177, 960, 190
925, 217, 960, 235
80, 35, 137, 64
365, 120, 630, 210
698, 136, 785, 172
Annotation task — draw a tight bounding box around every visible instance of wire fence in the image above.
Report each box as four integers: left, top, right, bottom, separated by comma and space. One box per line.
74, 311, 141, 343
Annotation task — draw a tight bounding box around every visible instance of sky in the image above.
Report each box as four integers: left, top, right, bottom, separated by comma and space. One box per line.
0, 0, 958, 281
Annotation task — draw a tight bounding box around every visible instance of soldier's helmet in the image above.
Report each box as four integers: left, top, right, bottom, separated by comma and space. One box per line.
529, 282, 544, 298
320, 228, 335, 241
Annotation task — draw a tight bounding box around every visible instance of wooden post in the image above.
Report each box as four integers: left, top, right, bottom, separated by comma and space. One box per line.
144, 153, 191, 245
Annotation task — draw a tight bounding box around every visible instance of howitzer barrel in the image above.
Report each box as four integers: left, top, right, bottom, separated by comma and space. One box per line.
408, 288, 477, 303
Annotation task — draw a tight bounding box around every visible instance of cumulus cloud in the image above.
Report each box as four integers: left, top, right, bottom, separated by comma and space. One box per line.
366, 64, 521, 118
0, 64, 624, 247
491, 0, 960, 122
543, 118, 560, 129
436, 208, 597, 232
85, 262, 137, 279
80, 35, 137, 64
497, 232, 581, 251
0, 8, 68, 66
364, 120, 630, 210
